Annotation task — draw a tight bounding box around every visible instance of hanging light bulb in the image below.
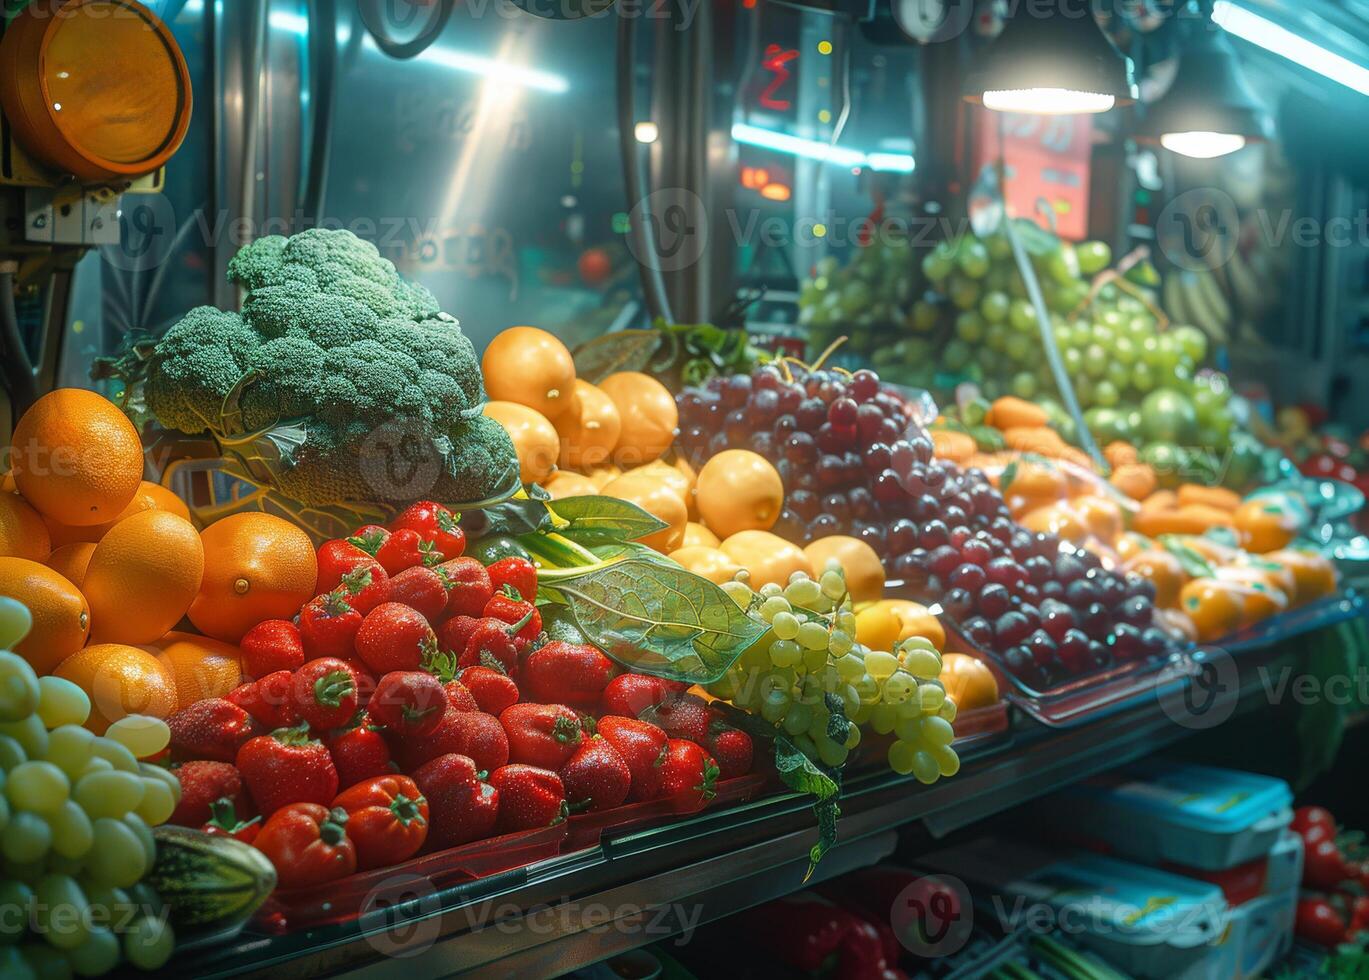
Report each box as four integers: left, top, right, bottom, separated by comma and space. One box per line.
965, 0, 1137, 115
1138, 13, 1272, 159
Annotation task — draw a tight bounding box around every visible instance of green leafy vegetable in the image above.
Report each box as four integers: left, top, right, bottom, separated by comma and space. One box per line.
539, 558, 766, 684
549, 495, 668, 545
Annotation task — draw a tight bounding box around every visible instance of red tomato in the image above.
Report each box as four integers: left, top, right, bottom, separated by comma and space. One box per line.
254, 803, 356, 889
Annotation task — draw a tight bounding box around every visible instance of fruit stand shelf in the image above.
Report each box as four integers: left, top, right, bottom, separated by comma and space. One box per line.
171, 600, 1362, 980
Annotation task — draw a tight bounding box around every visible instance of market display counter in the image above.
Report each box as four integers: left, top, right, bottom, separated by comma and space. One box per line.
168, 593, 1363, 979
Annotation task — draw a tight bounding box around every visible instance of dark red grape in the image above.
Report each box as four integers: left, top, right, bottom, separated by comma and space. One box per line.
889, 518, 917, 553
1025, 630, 1057, 667
789, 489, 819, 520
851, 369, 879, 402
811, 513, 840, 537
864, 443, 893, 475
849, 487, 876, 520
785, 432, 818, 465
822, 493, 851, 523
829, 397, 858, 428
1111, 623, 1143, 660
994, 611, 1032, 646
1065, 579, 1101, 607
943, 588, 974, 619
1057, 629, 1090, 671
1041, 604, 1077, 641
949, 563, 987, 592
978, 583, 1012, 619
873, 470, 904, 503
1116, 596, 1152, 628
961, 538, 992, 567
1054, 554, 1087, 584
963, 617, 994, 647
721, 374, 751, 408
927, 546, 960, 578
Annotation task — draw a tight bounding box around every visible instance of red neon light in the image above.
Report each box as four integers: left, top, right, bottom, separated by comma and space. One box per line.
759, 45, 798, 111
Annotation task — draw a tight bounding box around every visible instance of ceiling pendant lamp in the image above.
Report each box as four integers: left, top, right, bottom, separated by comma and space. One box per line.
1138, 15, 1273, 159
964, 0, 1138, 114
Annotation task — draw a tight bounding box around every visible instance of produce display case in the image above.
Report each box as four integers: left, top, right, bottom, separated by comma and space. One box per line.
2, 0, 1369, 978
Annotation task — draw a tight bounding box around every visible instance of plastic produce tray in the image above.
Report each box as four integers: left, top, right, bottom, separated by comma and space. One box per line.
255, 823, 569, 932
939, 590, 1363, 728
253, 774, 774, 933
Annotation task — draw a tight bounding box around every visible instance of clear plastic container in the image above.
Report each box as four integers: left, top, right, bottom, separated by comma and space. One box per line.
918, 838, 1230, 980
1034, 761, 1293, 871
564, 773, 770, 852
256, 823, 569, 932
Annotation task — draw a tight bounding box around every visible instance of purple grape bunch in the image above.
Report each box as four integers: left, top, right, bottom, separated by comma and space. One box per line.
675, 363, 1174, 690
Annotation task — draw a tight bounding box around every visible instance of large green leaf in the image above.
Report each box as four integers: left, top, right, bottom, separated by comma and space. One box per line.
543, 559, 766, 684
550, 495, 668, 545
571, 330, 663, 384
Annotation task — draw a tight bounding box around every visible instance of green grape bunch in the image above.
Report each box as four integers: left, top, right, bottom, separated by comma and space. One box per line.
706, 563, 960, 784
0, 597, 177, 977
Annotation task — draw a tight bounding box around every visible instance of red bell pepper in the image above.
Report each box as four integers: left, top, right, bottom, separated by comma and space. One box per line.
332, 774, 429, 870
254, 803, 356, 889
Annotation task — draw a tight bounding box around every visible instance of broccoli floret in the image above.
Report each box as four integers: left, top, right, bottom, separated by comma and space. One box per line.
434, 414, 519, 503
144, 307, 260, 434
226, 235, 288, 291
129, 228, 516, 509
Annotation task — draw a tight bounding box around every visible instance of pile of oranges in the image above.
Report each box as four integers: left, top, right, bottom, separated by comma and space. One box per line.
1, 389, 319, 733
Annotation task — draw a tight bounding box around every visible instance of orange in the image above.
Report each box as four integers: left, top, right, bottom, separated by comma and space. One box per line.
45, 542, 97, 589
1073, 495, 1123, 543
598, 372, 678, 468
150, 631, 244, 709
53, 643, 177, 734
41, 479, 192, 551
481, 326, 577, 421
1233, 498, 1301, 553
940, 653, 999, 711
696, 450, 784, 539
483, 401, 560, 485
84, 509, 204, 645
1020, 502, 1088, 543
581, 463, 623, 490
0, 470, 13, 492
0, 556, 90, 674
189, 513, 317, 642
1213, 572, 1289, 626
888, 602, 947, 650
1178, 484, 1242, 512
681, 522, 720, 549
10, 388, 144, 526
1265, 549, 1337, 606
601, 473, 688, 552
41, 513, 104, 549
543, 470, 599, 500
1178, 578, 1244, 643
804, 536, 885, 604
719, 530, 814, 589
0, 492, 50, 560
667, 546, 742, 585
1122, 550, 1186, 608
555, 380, 621, 471
1000, 460, 1067, 502
1115, 532, 1153, 562
855, 603, 902, 652
635, 460, 696, 518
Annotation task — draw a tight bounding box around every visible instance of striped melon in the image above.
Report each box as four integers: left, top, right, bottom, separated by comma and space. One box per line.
148, 826, 277, 927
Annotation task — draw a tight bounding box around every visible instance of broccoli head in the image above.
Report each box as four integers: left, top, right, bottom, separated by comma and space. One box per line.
129, 228, 515, 508
143, 306, 260, 434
